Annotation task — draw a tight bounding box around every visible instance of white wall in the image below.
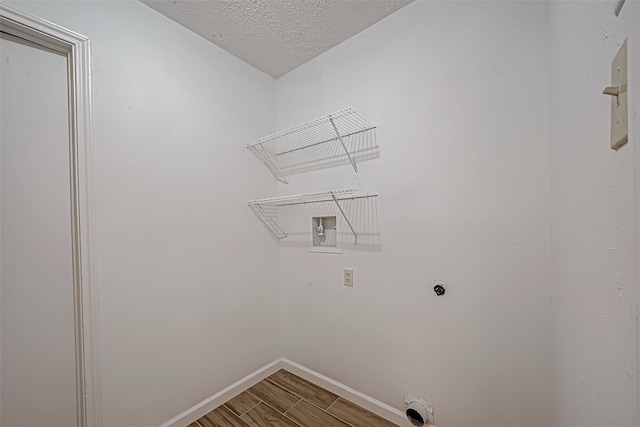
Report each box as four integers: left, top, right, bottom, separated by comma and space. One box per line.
1, 2, 280, 426
3, 2, 637, 427
548, 2, 639, 427
1, 34, 77, 427
275, 2, 552, 427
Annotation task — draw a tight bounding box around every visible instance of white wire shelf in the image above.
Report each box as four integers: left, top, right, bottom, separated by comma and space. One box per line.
246, 108, 376, 183
248, 189, 378, 242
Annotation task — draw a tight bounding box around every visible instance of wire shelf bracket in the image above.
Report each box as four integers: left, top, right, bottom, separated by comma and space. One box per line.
248, 189, 378, 243
246, 108, 376, 183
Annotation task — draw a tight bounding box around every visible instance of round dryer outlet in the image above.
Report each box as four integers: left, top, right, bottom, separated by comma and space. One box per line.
404, 394, 433, 426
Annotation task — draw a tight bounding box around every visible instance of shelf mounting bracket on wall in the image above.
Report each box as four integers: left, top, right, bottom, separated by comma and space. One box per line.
259, 142, 288, 184
330, 192, 358, 243
252, 202, 288, 239
329, 117, 358, 177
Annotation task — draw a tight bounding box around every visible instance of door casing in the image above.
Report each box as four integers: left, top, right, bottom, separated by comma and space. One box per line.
0, 5, 101, 427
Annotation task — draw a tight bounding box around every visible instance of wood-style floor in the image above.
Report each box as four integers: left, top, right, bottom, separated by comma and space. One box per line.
188, 369, 399, 427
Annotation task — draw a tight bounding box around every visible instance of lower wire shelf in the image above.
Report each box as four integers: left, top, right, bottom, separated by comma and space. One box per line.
248, 189, 378, 242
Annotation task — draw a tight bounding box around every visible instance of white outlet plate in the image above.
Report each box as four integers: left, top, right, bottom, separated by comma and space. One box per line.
608, 39, 628, 150
344, 268, 353, 287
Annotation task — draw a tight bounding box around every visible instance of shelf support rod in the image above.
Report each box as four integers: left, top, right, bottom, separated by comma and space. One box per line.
251, 203, 287, 239
331, 193, 358, 243
260, 143, 289, 184
329, 117, 358, 176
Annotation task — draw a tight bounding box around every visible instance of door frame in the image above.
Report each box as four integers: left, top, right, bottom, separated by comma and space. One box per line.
0, 4, 101, 427
632, 24, 639, 427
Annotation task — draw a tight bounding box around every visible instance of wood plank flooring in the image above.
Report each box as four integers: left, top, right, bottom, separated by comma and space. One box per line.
191, 370, 399, 427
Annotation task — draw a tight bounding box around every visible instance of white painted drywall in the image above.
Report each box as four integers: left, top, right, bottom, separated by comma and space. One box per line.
3, 3, 637, 427
275, 2, 552, 426
0, 1, 279, 426
548, 2, 639, 426
0, 34, 77, 427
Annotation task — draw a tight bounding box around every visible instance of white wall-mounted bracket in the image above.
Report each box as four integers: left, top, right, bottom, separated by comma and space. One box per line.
259, 142, 288, 184
330, 193, 358, 243
329, 116, 358, 176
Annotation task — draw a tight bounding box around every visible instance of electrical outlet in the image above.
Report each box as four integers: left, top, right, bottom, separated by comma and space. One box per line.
433, 279, 446, 297
344, 268, 353, 287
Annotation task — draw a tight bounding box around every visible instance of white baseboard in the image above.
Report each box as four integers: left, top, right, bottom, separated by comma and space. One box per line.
158, 359, 286, 427
159, 358, 411, 427
280, 359, 409, 426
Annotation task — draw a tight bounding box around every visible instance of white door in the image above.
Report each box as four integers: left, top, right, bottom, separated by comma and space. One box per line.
0, 33, 78, 427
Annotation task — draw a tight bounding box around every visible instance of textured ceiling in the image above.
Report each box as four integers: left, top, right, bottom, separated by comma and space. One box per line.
140, 0, 413, 78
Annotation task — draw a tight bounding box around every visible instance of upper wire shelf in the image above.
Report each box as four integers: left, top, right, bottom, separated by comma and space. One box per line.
246, 108, 376, 183
248, 189, 378, 242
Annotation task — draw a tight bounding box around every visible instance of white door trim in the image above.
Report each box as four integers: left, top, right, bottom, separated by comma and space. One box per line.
0, 5, 102, 427
633, 3, 640, 424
